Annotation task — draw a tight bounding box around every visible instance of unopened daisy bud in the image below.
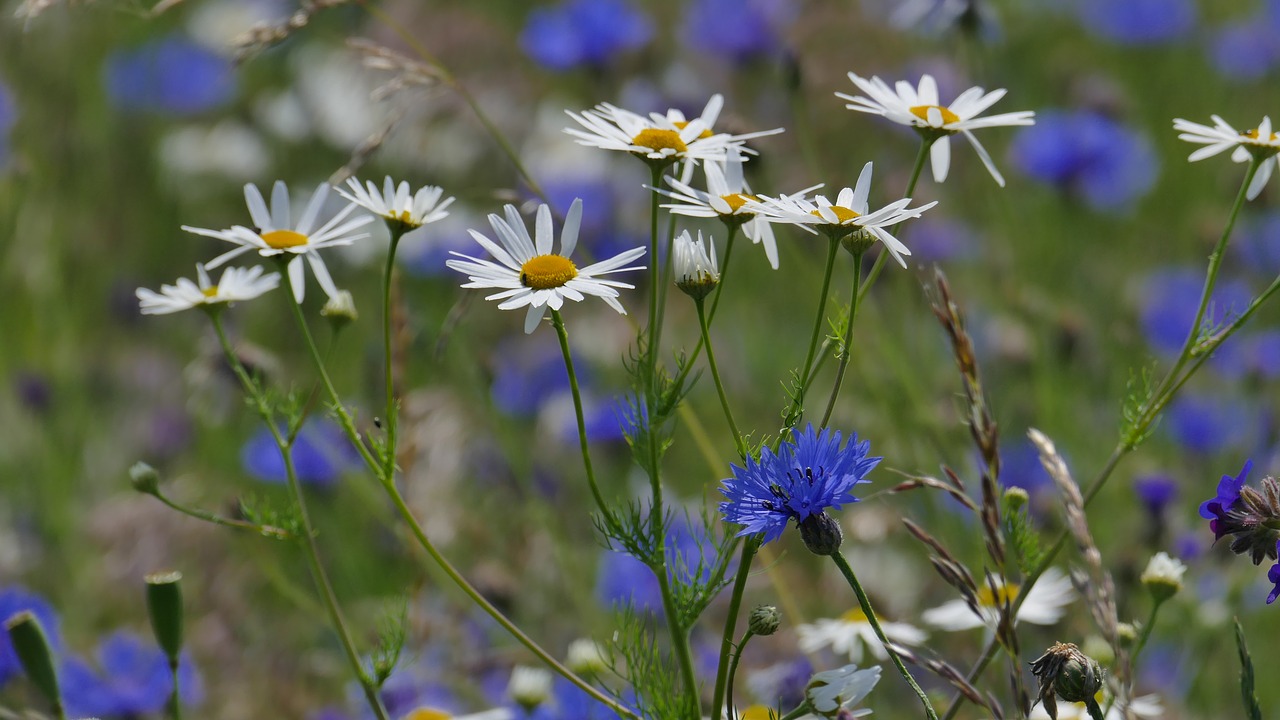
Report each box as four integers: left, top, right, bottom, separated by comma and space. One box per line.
1029, 642, 1104, 720
1140, 552, 1186, 602
749, 605, 781, 636
839, 228, 877, 257
145, 571, 184, 662
673, 229, 719, 301
799, 512, 844, 556
4, 611, 62, 711
566, 638, 607, 676
320, 290, 358, 329
1003, 486, 1030, 511
129, 461, 161, 496
508, 665, 553, 712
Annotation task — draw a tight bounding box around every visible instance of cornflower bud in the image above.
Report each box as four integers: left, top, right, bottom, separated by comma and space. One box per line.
749, 605, 781, 636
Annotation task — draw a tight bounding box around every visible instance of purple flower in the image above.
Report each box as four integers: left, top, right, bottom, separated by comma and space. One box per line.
1199, 460, 1251, 539
104, 35, 235, 115
0, 588, 60, 687
1268, 540, 1280, 604
60, 631, 200, 718
520, 0, 653, 71
1075, 0, 1196, 45
719, 425, 878, 544
240, 418, 357, 487
1133, 474, 1177, 514
682, 0, 796, 62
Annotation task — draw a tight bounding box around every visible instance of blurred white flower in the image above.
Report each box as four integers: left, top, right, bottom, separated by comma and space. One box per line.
797, 608, 927, 662
136, 264, 279, 315
1173, 115, 1280, 200
922, 567, 1076, 631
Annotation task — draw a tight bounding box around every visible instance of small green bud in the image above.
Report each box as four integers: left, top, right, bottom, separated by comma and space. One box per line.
1115, 622, 1138, 648
508, 666, 552, 712
799, 513, 843, 556
1003, 486, 1030, 511
130, 461, 161, 496
5, 611, 62, 711
145, 571, 184, 662
320, 290, 358, 329
565, 638, 607, 676
1029, 642, 1105, 720
839, 228, 877, 256
748, 605, 781, 636
1140, 552, 1186, 603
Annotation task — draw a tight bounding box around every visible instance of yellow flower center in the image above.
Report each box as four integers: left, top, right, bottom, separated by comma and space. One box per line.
811, 206, 861, 224
720, 193, 758, 213
403, 709, 452, 720
201, 286, 219, 299
392, 209, 419, 225
977, 583, 1020, 607
1243, 128, 1280, 143
632, 128, 690, 154
839, 607, 870, 623
673, 119, 714, 139
909, 104, 961, 125
738, 705, 778, 720
260, 229, 309, 249
520, 254, 578, 289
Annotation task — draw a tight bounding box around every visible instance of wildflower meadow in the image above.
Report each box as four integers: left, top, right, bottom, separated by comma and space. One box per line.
5, 1, 1280, 719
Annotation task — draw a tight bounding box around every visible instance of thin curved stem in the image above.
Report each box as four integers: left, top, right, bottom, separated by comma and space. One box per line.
820, 252, 865, 427
381, 227, 406, 482
550, 310, 614, 521
670, 225, 739, 395
784, 237, 840, 434
725, 628, 756, 720
711, 539, 758, 720
697, 297, 746, 457
858, 138, 931, 304
647, 164, 664, 389
831, 553, 937, 720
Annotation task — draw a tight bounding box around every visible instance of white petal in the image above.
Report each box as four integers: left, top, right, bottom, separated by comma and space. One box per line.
931, 137, 952, 182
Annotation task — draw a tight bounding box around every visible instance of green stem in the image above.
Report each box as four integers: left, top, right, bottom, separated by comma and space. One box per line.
670, 225, 739, 394
212, 313, 390, 720
858, 138, 931, 304
696, 297, 746, 457
150, 489, 290, 539
647, 164, 663, 389
820, 252, 865, 427
1132, 597, 1165, 664
653, 208, 680, 370
830, 553, 937, 720
550, 310, 614, 521
711, 538, 758, 720
168, 660, 182, 720
381, 226, 406, 483
654, 562, 701, 718
725, 628, 756, 720
785, 237, 840, 434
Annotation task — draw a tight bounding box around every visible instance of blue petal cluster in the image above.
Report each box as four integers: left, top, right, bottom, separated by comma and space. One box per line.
240, 418, 357, 487
520, 0, 653, 71
719, 425, 878, 544
0, 587, 61, 687
61, 631, 201, 718
1268, 540, 1280, 604
104, 35, 235, 115
1009, 109, 1157, 212
1074, 0, 1196, 45
1198, 460, 1251, 540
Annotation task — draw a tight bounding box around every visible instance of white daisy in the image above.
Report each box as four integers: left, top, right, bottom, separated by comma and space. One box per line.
565, 99, 743, 168
837, 72, 1035, 186
182, 181, 373, 303
797, 608, 928, 662
672, 229, 719, 299
336, 176, 455, 231
136, 263, 280, 315
1028, 692, 1162, 720
654, 94, 785, 182
747, 162, 936, 267
805, 664, 881, 719
922, 567, 1076, 631
1173, 115, 1280, 200
507, 666, 553, 710
445, 199, 646, 334
657, 147, 819, 270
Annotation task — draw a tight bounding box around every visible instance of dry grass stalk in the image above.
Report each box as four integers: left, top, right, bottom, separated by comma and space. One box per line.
348, 37, 443, 101
888, 469, 979, 512
231, 0, 355, 64
890, 644, 994, 712
901, 518, 980, 615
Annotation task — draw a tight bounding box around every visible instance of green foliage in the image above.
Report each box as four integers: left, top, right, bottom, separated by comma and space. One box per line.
1235, 618, 1264, 720
608, 606, 683, 720
1119, 363, 1158, 450
1003, 496, 1045, 576
239, 493, 304, 541
371, 597, 408, 688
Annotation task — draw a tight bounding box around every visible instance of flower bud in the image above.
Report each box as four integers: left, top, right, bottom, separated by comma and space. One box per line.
321, 290, 358, 329
1003, 486, 1030, 512
1140, 552, 1186, 602
839, 228, 876, 256
1115, 622, 1138, 648
566, 638, 607, 676
749, 605, 781, 636
1029, 642, 1104, 720
508, 665, 552, 712
129, 461, 161, 496
4, 611, 62, 710
145, 571, 184, 662
673, 230, 720, 301
799, 513, 843, 556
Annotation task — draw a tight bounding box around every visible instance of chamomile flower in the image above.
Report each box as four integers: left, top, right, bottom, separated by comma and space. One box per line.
747, 162, 936, 267
805, 664, 881, 719
136, 264, 280, 315
838, 72, 1035, 186
796, 608, 927, 662
657, 147, 818, 269
336, 176, 455, 233
182, 181, 373, 303
446, 199, 646, 334
673, 229, 719, 300
1173, 115, 1280, 200
565, 98, 745, 169
922, 567, 1076, 631
654, 94, 784, 181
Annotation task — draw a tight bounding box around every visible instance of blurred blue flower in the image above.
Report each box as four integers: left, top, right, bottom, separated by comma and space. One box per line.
1232, 211, 1280, 277
520, 0, 653, 71
490, 336, 574, 417
1009, 110, 1158, 212
889, 0, 1001, 40
720, 425, 877, 544
104, 35, 235, 115
682, 0, 796, 62
11, 370, 51, 414
0, 80, 15, 167
596, 519, 719, 616
542, 178, 616, 243
558, 393, 627, 445
1138, 267, 1251, 360
1133, 473, 1177, 514
240, 418, 356, 487
60, 631, 200, 718
1267, 540, 1280, 603
998, 438, 1056, 494
1075, 0, 1196, 45
1244, 330, 1280, 378
368, 667, 458, 719
1167, 394, 1254, 455
1137, 642, 1192, 698
1208, 20, 1280, 83
902, 217, 979, 263
0, 587, 60, 687
748, 656, 813, 709
1172, 530, 1204, 560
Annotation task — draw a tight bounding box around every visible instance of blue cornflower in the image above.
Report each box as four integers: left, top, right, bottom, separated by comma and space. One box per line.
104, 34, 235, 115
719, 425, 878, 545
1268, 539, 1280, 603
1232, 211, 1280, 278
682, 0, 796, 63
60, 631, 200, 718
902, 217, 979, 263
240, 418, 356, 487
1208, 20, 1280, 83
1199, 460, 1251, 539
0, 587, 60, 687
1138, 267, 1251, 366
596, 519, 719, 615
1009, 109, 1158, 212
1133, 473, 1177, 514
520, 0, 653, 72
1166, 393, 1254, 455
1075, 0, 1196, 45
0, 79, 15, 168
490, 337, 573, 417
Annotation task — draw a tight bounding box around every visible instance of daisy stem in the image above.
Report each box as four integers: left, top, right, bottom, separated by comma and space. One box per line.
550, 309, 614, 522
211, 314, 391, 720
647, 165, 664, 388
654, 209, 680, 369
655, 560, 702, 719
711, 538, 759, 720
696, 297, 746, 457
668, 225, 738, 394
724, 627, 756, 720
382, 226, 406, 484
819, 251, 865, 428
786, 237, 841, 434
167, 660, 182, 720
830, 552, 938, 720
858, 138, 932, 305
